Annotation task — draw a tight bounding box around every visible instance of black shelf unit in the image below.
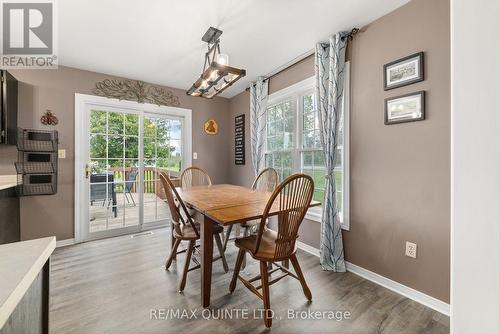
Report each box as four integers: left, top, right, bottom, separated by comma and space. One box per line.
16, 128, 58, 196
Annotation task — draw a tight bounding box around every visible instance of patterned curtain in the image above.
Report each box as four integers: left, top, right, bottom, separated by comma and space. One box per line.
250, 77, 269, 176
315, 32, 347, 272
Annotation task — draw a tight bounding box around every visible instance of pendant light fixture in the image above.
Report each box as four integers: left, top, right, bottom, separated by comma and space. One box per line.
187, 27, 246, 99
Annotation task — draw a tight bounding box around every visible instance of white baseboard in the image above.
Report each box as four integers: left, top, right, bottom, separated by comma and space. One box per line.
297, 241, 321, 257
56, 238, 75, 248
296, 241, 450, 316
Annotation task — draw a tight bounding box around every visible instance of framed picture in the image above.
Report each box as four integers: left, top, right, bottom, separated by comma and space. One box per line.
384, 91, 425, 125
383, 52, 424, 90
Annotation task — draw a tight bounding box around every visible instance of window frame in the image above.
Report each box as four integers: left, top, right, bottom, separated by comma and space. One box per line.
264, 65, 350, 230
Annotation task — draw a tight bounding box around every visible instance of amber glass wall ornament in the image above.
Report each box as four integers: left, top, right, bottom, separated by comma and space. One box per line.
204, 119, 218, 135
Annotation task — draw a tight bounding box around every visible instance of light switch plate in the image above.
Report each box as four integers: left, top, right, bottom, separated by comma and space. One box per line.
58, 149, 66, 159
405, 241, 417, 258
193, 152, 198, 160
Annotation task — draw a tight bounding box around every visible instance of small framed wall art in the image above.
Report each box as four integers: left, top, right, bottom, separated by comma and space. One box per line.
383, 52, 424, 90
384, 91, 425, 125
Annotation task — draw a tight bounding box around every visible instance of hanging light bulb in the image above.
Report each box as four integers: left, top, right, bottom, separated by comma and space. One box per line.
209, 69, 218, 81
199, 79, 208, 89
216, 53, 229, 65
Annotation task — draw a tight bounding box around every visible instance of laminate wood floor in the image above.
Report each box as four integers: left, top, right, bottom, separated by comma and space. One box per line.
50, 228, 449, 334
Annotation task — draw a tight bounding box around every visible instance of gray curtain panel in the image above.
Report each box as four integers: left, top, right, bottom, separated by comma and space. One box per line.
250, 77, 269, 176
315, 32, 347, 272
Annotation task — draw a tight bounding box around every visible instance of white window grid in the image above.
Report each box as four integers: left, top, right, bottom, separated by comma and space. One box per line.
263, 74, 349, 229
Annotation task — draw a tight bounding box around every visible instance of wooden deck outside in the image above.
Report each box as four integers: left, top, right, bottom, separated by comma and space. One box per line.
90, 193, 170, 232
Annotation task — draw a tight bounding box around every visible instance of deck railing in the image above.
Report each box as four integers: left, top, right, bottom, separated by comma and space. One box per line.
109, 167, 180, 199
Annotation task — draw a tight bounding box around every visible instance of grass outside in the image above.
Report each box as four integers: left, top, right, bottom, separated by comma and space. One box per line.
303, 168, 342, 209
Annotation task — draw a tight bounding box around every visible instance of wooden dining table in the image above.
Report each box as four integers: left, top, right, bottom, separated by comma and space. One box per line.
177, 183, 320, 308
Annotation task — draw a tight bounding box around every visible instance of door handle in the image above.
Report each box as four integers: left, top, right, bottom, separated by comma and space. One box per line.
85, 163, 91, 179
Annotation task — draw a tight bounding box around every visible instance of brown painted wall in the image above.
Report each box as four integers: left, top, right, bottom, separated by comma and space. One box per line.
8, 66, 230, 241
228, 0, 450, 302
345, 0, 450, 302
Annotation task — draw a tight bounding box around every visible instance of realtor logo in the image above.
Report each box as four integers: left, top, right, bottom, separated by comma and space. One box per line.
0, 0, 57, 69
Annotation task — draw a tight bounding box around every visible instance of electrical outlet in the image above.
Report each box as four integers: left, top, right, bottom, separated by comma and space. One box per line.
405, 241, 417, 258
58, 149, 66, 159
193, 152, 198, 160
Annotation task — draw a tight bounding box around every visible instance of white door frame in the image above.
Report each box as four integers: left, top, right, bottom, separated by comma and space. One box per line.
74, 93, 192, 243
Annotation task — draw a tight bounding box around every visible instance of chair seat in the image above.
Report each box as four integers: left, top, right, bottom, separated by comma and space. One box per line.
235, 229, 296, 261
173, 221, 224, 240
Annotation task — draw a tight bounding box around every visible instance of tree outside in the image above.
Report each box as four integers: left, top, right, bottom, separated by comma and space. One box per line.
89, 110, 182, 190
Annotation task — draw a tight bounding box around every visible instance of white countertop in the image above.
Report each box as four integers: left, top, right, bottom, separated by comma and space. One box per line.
0, 237, 56, 329
0, 175, 17, 191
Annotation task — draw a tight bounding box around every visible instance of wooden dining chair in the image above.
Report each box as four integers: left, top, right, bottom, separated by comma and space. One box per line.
180, 166, 212, 188
229, 174, 314, 328
160, 173, 229, 292
223, 167, 279, 251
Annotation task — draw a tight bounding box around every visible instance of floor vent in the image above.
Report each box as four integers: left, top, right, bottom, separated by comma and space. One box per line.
131, 231, 154, 238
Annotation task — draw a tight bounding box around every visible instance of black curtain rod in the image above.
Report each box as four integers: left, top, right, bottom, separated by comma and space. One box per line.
342, 27, 360, 41
246, 28, 359, 92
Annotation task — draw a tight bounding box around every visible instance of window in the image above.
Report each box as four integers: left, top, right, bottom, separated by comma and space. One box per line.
264, 70, 350, 229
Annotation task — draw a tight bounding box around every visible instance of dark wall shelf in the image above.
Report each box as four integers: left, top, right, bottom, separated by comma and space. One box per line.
15, 162, 57, 174
16, 128, 58, 196
17, 128, 58, 152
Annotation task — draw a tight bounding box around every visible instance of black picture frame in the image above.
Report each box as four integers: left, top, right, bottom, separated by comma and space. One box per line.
384, 91, 425, 125
383, 52, 424, 90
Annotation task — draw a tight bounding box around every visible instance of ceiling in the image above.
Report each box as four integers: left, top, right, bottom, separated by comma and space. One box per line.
59, 0, 409, 98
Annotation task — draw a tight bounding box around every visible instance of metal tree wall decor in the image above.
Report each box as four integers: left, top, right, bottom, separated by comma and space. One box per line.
92, 79, 180, 107
40, 110, 59, 126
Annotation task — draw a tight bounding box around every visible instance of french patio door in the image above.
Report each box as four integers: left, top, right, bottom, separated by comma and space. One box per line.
75, 94, 192, 242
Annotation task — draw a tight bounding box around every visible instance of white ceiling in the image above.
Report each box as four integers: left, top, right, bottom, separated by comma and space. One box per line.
59, 0, 409, 98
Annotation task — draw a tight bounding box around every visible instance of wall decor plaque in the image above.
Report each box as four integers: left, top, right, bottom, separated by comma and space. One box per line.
92, 79, 180, 107
235, 114, 245, 165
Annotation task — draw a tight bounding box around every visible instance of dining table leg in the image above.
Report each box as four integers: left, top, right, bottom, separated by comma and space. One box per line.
201, 215, 214, 308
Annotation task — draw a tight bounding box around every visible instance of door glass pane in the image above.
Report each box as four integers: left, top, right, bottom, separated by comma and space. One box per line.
165, 138, 182, 172
90, 135, 106, 159
89, 110, 136, 234
108, 112, 124, 135
125, 114, 139, 136
143, 137, 156, 161
88, 110, 184, 237
143, 117, 156, 138
125, 136, 139, 159
90, 111, 107, 134
108, 135, 123, 159
89, 159, 107, 176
